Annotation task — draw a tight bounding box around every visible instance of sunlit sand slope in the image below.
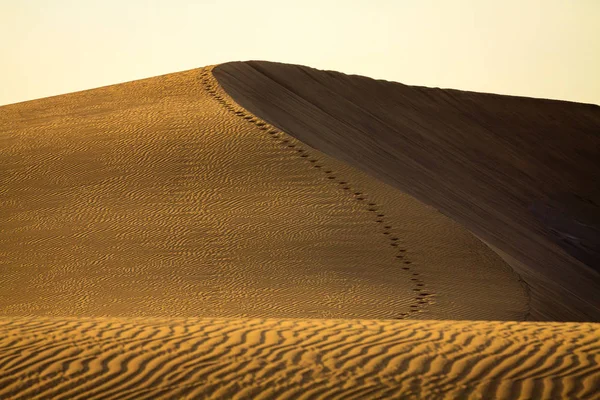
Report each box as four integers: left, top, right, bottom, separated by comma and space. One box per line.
0, 317, 598, 400
0, 67, 526, 320
214, 61, 600, 322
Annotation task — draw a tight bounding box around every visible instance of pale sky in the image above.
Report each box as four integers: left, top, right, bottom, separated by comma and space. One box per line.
1, 0, 599, 106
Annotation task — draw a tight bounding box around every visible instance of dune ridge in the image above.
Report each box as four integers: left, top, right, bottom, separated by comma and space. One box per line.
1, 317, 598, 400
213, 61, 600, 322
0, 65, 527, 320
198, 68, 431, 319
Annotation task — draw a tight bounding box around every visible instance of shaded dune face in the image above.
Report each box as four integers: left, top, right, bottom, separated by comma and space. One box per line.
213, 61, 600, 322
0, 317, 598, 400
530, 192, 600, 272
0, 66, 526, 320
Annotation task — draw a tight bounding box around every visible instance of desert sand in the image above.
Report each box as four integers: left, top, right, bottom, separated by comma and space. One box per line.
214, 61, 600, 322
0, 66, 527, 320
1, 317, 598, 400
0, 65, 598, 398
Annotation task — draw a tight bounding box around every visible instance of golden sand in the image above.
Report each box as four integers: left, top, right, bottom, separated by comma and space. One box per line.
0, 67, 526, 320
1, 65, 596, 398
1, 317, 598, 400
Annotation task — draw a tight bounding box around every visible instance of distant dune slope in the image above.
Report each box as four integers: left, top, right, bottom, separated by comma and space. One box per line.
214, 61, 600, 322
0, 317, 598, 400
0, 66, 526, 320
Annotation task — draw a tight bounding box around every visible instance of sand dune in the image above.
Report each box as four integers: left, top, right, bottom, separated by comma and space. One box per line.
1, 64, 597, 398
213, 61, 600, 322
0, 66, 526, 321
1, 317, 598, 400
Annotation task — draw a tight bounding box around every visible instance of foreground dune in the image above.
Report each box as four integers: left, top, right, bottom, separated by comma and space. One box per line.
214, 61, 600, 322
1, 317, 598, 400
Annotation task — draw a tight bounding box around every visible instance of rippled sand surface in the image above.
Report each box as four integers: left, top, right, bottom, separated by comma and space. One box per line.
0, 66, 525, 320
1, 65, 596, 398
1, 317, 598, 400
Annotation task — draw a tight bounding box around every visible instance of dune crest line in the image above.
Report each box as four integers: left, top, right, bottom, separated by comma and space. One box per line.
200, 66, 432, 317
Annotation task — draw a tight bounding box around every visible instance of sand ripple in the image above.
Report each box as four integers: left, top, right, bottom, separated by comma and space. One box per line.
0, 317, 597, 399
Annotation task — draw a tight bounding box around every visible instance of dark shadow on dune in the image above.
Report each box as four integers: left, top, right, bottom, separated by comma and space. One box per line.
530, 192, 600, 271
214, 60, 600, 322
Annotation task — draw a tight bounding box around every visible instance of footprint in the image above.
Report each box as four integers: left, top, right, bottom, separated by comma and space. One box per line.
203, 73, 432, 317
